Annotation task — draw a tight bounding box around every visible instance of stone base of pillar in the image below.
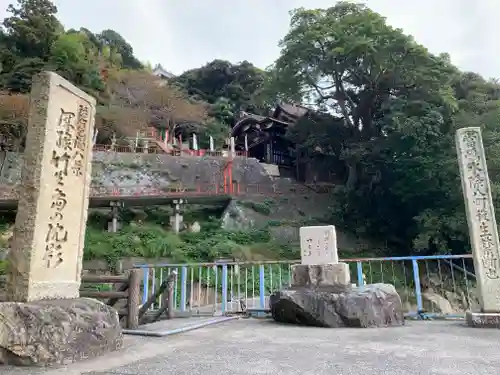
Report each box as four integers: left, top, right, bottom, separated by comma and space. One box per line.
291, 263, 351, 287
270, 263, 405, 328
466, 311, 500, 328
107, 221, 122, 233
0, 298, 123, 366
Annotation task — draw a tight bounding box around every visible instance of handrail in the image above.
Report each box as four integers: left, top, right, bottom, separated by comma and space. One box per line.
80, 270, 141, 329
0, 182, 335, 200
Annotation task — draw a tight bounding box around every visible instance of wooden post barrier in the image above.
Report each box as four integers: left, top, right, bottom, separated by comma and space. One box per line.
80, 270, 141, 329
127, 269, 140, 329
166, 272, 175, 319
150, 272, 177, 321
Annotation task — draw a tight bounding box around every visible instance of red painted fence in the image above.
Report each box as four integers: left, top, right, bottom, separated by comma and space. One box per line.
0, 183, 333, 201
92, 144, 248, 158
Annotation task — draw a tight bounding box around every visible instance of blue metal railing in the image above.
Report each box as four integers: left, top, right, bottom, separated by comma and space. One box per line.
135, 254, 476, 319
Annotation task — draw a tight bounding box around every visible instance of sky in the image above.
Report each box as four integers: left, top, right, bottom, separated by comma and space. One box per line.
1, 0, 498, 78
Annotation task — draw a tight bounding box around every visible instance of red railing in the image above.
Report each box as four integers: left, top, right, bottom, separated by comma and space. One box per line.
0, 183, 333, 201
92, 145, 248, 158
90, 183, 319, 198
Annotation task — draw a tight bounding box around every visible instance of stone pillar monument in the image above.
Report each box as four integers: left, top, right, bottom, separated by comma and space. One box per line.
7, 72, 95, 302
0, 72, 122, 366
456, 127, 500, 327
292, 225, 350, 286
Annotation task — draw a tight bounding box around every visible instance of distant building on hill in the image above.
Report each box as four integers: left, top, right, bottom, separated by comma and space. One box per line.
231, 102, 309, 166
231, 103, 342, 184
152, 64, 175, 79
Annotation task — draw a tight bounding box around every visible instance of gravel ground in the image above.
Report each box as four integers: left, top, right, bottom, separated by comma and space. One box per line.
3, 318, 500, 375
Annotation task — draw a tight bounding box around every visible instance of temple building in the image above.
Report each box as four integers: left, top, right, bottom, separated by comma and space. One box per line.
231, 103, 309, 166
152, 64, 175, 80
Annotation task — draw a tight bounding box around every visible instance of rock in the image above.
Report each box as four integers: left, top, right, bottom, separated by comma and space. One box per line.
221, 200, 255, 231
190, 221, 201, 233
422, 292, 454, 314
0, 298, 123, 366
270, 283, 404, 328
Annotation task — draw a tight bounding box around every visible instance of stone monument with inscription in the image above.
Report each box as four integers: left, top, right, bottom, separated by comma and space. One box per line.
0, 72, 122, 366
456, 127, 500, 328
270, 224, 404, 328
294, 225, 350, 285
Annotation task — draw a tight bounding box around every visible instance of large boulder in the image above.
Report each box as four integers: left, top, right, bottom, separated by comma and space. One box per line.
0, 297, 123, 366
270, 283, 405, 328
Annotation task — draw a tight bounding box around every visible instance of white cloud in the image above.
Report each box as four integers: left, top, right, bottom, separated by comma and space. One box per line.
1, 0, 498, 78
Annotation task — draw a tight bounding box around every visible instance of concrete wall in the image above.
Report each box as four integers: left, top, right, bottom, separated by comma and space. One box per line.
0, 151, 274, 198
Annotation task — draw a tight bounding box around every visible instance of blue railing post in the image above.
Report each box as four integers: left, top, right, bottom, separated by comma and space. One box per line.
214, 265, 219, 308
411, 259, 423, 313
151, 268, 156, 308
173, 267, 178, 309
142, 267, 149, 305
259, 265, 266, 309
356, 261, 364, 288
180, 266, 188, 312
221, 264, 228, 313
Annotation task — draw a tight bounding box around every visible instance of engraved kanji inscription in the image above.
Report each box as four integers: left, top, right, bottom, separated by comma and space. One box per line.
323, 230, 331, 257
55, 129, 73, 151
51, 188, 67, 211
300, 225, 337, 265
459, 129, 500, 280
51, 150, 70, 185
44, 242, 63, 268
46, 222, 68, 243
58, 109, 75, 132
44, 220, 68, 268
71, 151, 84, 177
74, 104, 89, 152
56, 109, 75, 152
303, 238, 312, 257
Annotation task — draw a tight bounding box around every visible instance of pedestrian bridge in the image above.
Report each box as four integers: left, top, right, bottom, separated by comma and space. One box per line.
0, 182, 318, 209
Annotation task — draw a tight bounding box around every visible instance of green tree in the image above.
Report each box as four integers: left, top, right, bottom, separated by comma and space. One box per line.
0, 29, 18, 74
49, 32, 97, 88
410, 73, 500, 254
0, 57, 45, 92
270, 2, 475, 254
173, 59, 267, 116
209, 97, 234, 126
2, 0, 60, 60
98, 29, 142, 70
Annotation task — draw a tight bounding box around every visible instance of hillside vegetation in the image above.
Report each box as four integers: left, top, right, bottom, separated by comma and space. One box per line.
0, 0, 237, 150
1, 0, 500, 262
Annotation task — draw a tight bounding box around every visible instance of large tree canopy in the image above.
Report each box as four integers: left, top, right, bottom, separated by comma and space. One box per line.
268, 2, 500, 255
172, 59, 268, 127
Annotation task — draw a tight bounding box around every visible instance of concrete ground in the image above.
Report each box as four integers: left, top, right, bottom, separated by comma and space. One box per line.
3, 318, 500, 375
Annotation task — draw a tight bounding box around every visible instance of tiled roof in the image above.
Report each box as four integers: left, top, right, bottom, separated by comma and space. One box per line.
152, 64, 175, 78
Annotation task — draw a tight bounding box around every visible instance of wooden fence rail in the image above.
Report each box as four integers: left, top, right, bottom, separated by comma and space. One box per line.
80, 270, 141, 329
138, 271, 176, 325
0, 271, 141, 329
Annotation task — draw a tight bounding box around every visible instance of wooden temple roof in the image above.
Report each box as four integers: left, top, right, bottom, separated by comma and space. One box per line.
231, 103, 310, 150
